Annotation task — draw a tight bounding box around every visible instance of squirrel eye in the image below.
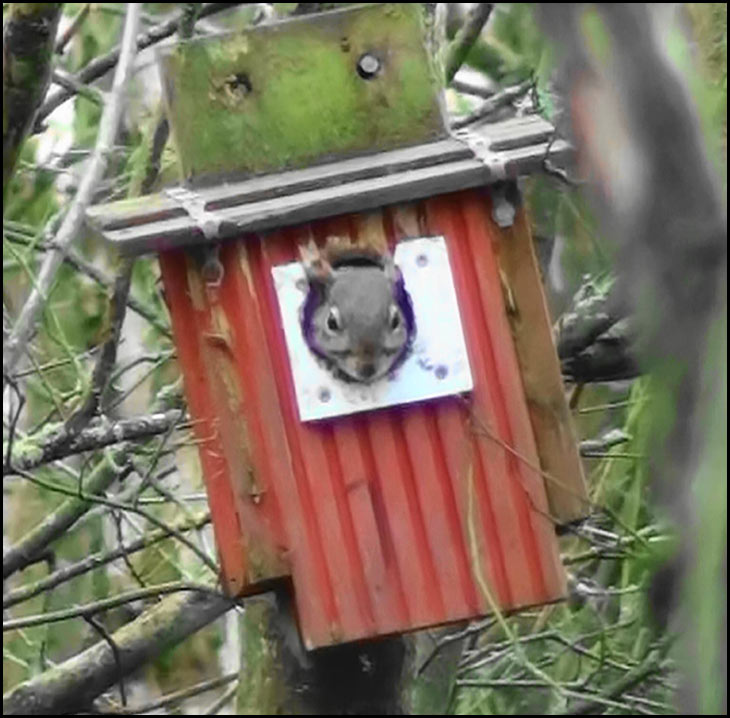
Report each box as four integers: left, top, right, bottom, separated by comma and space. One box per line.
326, 307, 341, 333
389, 305, 401, 331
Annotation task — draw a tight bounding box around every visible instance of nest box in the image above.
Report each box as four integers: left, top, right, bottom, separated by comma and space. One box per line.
86, 4, 588, 650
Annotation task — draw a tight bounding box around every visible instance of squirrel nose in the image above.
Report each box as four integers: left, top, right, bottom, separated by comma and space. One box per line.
358, 363, 376, 380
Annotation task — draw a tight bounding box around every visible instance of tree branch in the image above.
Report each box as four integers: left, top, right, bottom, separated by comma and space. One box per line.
444, 3, 493, 84
63, 259, 135, 439
3, 581, 223, 632
36, 3, 243, 125
7, 462, 220, 575
3, 512, 210, 609
3, 229, 173, 338
566, 649, 664, 715
54, 3, 90, 54
2, 3, 63, 202
3, 452, 132, 579
4, 409, 186, 474
2, 590, 234, 715
451, 79, 533, 129
4, 4, 141, 379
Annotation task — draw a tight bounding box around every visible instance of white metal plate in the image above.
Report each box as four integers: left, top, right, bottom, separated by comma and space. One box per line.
271, 236, 473, 422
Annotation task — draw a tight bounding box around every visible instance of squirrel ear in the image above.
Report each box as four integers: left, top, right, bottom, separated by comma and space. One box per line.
300, 240, 334, 286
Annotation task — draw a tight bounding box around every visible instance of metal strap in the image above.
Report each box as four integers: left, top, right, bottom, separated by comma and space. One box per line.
451, 127, 507, 181
164, 186, 223, 240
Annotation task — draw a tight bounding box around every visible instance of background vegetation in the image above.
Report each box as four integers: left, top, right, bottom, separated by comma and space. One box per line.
3, 3, 726, 714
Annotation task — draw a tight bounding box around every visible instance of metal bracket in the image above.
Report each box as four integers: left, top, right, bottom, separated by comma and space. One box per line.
451, 127, 507, 181
164, 186, 223, 240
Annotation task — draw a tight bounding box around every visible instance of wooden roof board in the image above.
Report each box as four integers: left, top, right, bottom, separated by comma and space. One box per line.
85, 116, 572, 257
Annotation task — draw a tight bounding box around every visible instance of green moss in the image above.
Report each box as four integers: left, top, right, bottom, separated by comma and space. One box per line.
159, 4, 445, 184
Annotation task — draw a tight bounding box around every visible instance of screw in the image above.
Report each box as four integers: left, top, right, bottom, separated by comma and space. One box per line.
318, 387, 332, 403
357, 53, 380, 79
435, 365, 448, 380
416, 253, 428, 267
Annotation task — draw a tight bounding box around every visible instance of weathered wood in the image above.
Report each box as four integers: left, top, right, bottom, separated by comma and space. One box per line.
85, 139, 474, 232
158, 3, 447, 185
87, 135, 572, 256
493, 199, 588, 523
86, 115, 560, 233
480, 115, 556, 151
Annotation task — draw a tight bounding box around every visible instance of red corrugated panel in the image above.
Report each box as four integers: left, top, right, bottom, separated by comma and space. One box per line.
159, 188, 566, 649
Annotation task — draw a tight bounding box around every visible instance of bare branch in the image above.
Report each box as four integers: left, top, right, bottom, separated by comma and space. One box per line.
579, 428, 631, 457
3, 512, 210, 609
3, 452, 132, 579
51, 68, 103, 107
451, 79, 533, 129
4, 4, 142, 379
83, 614, 128, 707
451, 78, 495, 99
203, 682, 238, 715
3, 581, 223, 632
36, 3, 244, 124
54, 3, 91, 54
5, 409, 186, 474
566, 649, 665, 715
444, 4, 494, 84
63, 259, 135, 435
2, 230, 172, 337
113, 670, 238, 715
8, 463, 220, 574
2, 590, 234, 715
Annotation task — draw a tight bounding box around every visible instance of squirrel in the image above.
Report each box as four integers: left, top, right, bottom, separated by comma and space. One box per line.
299, 239, 416, 384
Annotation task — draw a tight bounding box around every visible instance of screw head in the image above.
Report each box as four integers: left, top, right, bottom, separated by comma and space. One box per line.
318, 387, 332, 403
357, 53, 381, 79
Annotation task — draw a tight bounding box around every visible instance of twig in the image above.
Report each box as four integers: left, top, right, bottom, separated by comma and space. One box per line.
451, 79, 534, 129
3, 513, 210, 609
84, 615, 128, 707
444, 4, 494, 83
51, 69, 103, 106
5, 409, 186, 474
564, 649, 664, 715
451, 78, 495, 99
64, 259, 136, 436
10, 464, 219, 574
4, 4, 141, 379
114, 671, 238, 714
417, 618, 497, 676
111, 507, 148, 589
3, 581, 223, 632
3, 452, 132, 579
3, 375, 26, 472
203, 682, 239, 715
36, 3, 243, 125
3, 230, 172, 337
55, 3, 91, 53
2, 590, 234, 714
579, 429, 630, 456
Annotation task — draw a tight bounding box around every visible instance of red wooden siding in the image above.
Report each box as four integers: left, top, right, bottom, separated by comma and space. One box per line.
159, 188, 566, 649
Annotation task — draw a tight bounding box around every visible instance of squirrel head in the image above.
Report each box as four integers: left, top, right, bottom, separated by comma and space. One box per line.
299, 240, 416, 383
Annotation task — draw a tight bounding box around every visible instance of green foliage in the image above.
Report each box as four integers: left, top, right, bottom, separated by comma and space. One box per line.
451, 378, 675, 715
3, 3, 725, 714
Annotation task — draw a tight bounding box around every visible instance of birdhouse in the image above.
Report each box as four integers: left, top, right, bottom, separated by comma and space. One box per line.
86, 4, 587, 650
